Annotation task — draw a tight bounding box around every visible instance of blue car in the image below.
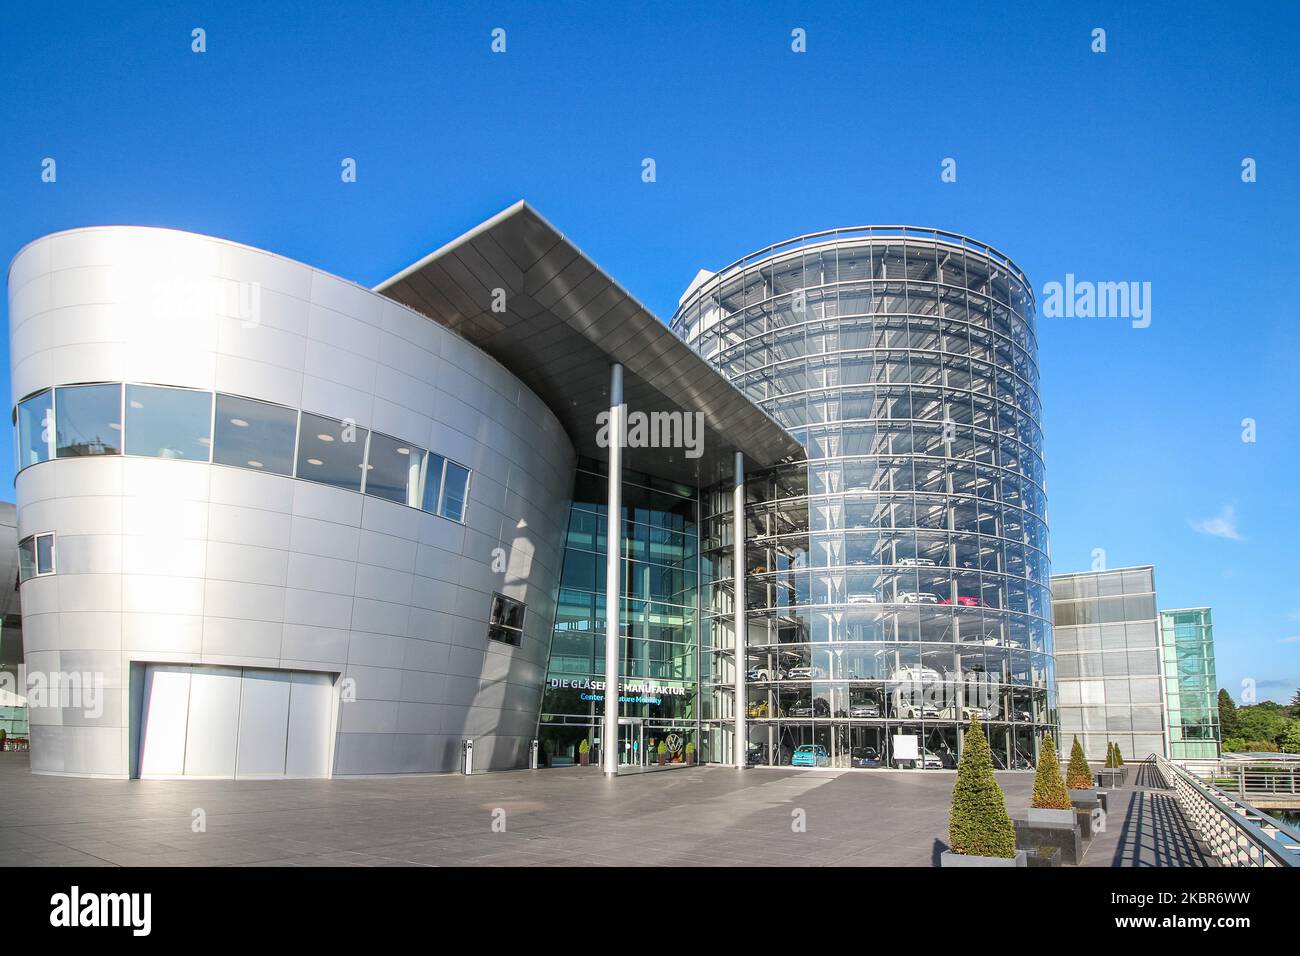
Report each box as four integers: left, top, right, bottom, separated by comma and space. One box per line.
791, 744, 829, 767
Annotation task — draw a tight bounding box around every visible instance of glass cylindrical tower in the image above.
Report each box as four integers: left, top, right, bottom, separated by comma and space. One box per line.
674, 227, 1054, 770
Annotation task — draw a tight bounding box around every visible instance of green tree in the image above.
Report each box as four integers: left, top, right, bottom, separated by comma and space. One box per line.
1289, 688, 1300, 720
1114, 741, 1124, 766
1218, 689, 1240, 738
1237, 703, 1289, 749
1280, 722, 1300, 755
948, 717, 1017, 858
1243, 740, 1280, 752
1066, 736, 1092, 790
1031, 734, 1071, 809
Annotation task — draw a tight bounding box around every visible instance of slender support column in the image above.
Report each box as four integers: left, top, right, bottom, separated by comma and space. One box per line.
602, 363, 624, 777
733, 451, 746, 768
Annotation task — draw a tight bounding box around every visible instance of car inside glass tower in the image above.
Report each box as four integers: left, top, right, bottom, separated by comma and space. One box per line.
676, 228, 1056, 770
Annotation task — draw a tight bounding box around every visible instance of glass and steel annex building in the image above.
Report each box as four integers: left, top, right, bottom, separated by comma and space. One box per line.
8, 205, 1055, 778
1050, 567, 1166, 761
673, 228, 1055, 770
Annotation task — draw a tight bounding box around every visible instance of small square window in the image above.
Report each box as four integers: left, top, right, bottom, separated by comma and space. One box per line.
488, 593, 525, 647
36, 533, 54, 575
18, 532, 55, 582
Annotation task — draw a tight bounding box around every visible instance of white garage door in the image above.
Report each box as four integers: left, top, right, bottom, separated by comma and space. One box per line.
138, 665, 334, 779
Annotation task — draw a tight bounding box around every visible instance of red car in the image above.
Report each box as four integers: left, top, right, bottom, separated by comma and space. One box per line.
939, 596, 989, 607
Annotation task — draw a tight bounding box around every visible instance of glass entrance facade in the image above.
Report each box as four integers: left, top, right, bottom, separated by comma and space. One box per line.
536, 459, 700, 767
675, 228, 1056, 769
1160, 608, 1220, 760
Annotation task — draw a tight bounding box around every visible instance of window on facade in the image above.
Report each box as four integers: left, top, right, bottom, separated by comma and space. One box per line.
364, 432, 424, 507
16, 389, 54, 468
296, 412, 368, 492
420, 453, 446, 513
488, 593, 525, 647
55, 384, 122, 457
17, 380, 475, 521
125, 384, 213, 461
17, 532, 54, 582
440, 461, 471, 521
212, 394, 298, 475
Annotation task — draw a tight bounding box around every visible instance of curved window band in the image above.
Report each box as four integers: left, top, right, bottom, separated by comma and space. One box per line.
13, 382, 472, 524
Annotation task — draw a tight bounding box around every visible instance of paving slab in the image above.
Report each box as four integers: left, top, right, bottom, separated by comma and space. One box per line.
0, 752, 1202, 867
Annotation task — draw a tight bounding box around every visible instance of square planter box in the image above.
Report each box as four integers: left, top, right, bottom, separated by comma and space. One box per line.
1014, 815, 1083, 866
1027, 845, 1063, 868
1069, 788, 1099, 807
1095, 769, 1124, 789
1027, 807, 1077, 826
941, 849, 1027, 868
1076, 805, 1106, 839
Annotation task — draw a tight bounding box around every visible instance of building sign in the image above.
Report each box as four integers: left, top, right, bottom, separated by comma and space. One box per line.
548, 677, 689, 707
892, 734, 919, 761
548, 678, 688, 696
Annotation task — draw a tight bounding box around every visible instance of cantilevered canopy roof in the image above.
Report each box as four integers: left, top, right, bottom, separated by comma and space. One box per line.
374, 202, 803, 484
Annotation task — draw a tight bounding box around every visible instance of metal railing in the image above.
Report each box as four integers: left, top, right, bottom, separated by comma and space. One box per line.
1154, 754, 1300, 867
685, 225, 1034, 294
1203, 760, 1300, 803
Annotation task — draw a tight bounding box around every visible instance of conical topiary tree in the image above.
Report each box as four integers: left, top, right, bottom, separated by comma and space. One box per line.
1031, 734, 1071, 809
1066, 735, 1092, 790
1114, 742, 1124, 767
948, 716, 1017, 858
1104, 742, 1116, 769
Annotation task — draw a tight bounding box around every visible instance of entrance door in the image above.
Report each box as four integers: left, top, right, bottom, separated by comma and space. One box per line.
138, 664, 334, 779
618, 718, 644, 768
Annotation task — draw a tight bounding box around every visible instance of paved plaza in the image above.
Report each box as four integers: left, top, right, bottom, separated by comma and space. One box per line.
0, 754, 1205, 867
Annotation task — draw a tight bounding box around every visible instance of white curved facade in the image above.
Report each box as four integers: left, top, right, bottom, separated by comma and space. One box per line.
8, 226, 575, 778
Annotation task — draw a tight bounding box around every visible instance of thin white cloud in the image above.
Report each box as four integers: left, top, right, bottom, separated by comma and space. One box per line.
1278, 636, 1300, 644
1189, 504, 1243, 541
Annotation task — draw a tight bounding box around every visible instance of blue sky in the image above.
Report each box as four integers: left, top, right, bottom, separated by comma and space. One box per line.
2, 2, 1298, 702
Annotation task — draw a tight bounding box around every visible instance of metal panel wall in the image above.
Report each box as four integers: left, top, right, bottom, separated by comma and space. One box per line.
10, 227, 577, 778
138, 665, 190, 776
235, 670, 292, 777
183, 665, 241, 776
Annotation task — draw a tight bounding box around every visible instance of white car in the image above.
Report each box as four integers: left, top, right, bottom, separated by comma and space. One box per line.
785, 665, 823, 680
898, 591, 941, 604
896, 701, 942, 719
746, 667, 779, 682
917, 748, 945, 769
945, 705, 995, 721
895, 747, 944, 770
898, 557, 936, 567
846, 593, 879, 605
